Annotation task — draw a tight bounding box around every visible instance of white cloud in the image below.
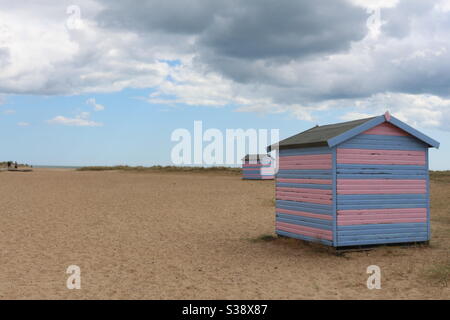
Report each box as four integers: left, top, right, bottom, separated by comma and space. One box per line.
334, 92, 450, 130
1, 1, 450, 131
347, 0, 399, 9
17, 121, 29, 126
3, 109, 15, 114
47, 111, 102, 127
340, 112, 375, 121
0, 1, 171, 95
86, 98, 105, 111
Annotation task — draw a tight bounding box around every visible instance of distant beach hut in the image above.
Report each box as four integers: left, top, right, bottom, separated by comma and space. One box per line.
241, 154, 275, 180
268, 112, 439, 247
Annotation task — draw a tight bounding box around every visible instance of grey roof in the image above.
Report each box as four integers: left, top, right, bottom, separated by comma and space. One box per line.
268, 116, 376, 151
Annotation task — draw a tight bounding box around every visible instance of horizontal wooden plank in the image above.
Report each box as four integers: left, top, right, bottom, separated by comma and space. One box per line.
276, 230, 333, 246
279, 147, 331, 156
277, 208, 333, 220
277, 214, 333, 229
338, 203, 427, 210
337, 164, 426, 170
336, 174, 428, 180
337, 222, 427, 230
338, 189, 425, 195
338, 218, 426, 225
338, 226, 427, 236
279, 154, 332, 161
276, 187, 332, 194
276, 195, 332, 205
338, 208, 426, 214
277, 178, 332, 185
337, 179, 425, 185
362, 123, 410, 136
338, 232, 428, 241
277, 200, 332, 215
277, 182, 332, 190
279, 164, 332, 170
337, 134, 428, 149
276, 221, 332, 239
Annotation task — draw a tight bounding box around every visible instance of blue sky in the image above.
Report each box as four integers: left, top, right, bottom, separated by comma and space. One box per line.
0, 1, 449, 169
1, 90, 448, 169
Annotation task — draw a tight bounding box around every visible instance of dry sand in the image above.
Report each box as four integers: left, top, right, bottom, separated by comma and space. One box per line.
0, 169, 448, 299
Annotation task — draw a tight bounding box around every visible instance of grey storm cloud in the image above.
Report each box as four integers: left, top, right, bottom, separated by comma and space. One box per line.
381, 0, 436, 39
97, 0, 368, 60
94, 0, 450, 102
95, 0, 370, 89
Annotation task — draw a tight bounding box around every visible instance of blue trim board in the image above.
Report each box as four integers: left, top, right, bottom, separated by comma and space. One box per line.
426, 150, 431, 240
327, 115, 385, 147
332, 147, 337, 247
388, 116, 440, 148
327, 114, 440, 148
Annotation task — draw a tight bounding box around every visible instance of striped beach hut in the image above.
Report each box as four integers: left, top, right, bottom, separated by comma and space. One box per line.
268, 112, 439, 247
241, 154, 275, 180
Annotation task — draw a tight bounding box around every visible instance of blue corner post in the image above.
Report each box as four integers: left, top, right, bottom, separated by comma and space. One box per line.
332, 147, 337, 246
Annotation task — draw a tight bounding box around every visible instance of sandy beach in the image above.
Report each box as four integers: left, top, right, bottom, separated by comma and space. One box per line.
0, 168, 448, 299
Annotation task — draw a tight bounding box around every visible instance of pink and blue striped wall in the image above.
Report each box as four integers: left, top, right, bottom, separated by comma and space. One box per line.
242, 160, 274, 180
275, 146, 334, 245
275, 122, 430, 247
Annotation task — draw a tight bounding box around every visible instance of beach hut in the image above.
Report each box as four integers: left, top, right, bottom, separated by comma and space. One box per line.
241, 154, 275, 180
268, 112, 439, 247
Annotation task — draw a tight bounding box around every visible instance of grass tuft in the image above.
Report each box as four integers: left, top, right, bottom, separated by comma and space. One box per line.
76, 165, 241, 174
430, 170, 450, 183
251, 234, 278, 242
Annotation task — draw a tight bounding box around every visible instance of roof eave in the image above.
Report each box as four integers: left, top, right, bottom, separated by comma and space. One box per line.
327, 115, 385, 147
327, 115, 440, 148
267, 141, 328, 152
388, 116, 440, 148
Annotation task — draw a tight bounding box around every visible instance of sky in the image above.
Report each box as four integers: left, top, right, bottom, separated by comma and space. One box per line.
0, 0, 449, 169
